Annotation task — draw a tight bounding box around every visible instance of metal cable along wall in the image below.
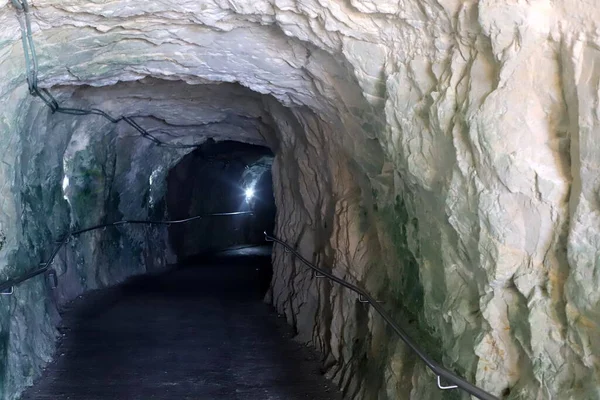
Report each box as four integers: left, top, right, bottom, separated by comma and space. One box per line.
3, 1, 254, 293
4, 1, 239, 290
11, 0, 202, 149
0, 211, 253, 295
265, 233, 499, 400
9, 1, 498, 398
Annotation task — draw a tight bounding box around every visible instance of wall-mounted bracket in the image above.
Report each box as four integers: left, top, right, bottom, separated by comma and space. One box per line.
358, 294, 383, 304
47, 270, 58, 289
1, 286, 14, 295
437, 376, 458, 390
313, 270, 326, 278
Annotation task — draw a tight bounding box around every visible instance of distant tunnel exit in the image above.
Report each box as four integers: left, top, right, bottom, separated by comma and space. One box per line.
165, 140, 275, 260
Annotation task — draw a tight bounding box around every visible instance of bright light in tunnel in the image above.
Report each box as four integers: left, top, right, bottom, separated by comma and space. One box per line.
62, 176, 70, 202
62, 175, 71, 205
245, 187, 255, 200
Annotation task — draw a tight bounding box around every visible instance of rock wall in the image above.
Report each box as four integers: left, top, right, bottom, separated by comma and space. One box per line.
0, 1, 598, 400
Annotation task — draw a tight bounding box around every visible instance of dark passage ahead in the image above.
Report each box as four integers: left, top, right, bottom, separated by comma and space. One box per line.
20, 248, 341, 400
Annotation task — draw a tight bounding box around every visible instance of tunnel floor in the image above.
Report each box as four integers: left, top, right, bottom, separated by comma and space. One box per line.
20, 247, 341, 400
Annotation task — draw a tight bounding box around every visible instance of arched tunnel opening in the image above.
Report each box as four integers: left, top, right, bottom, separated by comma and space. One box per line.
166, 140, 275, 260
1, 1, 599, 400
165, 139, 276, 298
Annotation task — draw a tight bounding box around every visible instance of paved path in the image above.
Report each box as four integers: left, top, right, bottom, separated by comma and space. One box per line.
21, 249, 341, 400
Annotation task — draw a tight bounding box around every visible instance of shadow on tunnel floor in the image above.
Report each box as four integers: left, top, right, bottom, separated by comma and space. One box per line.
124, 244, 274, 300
177, 243, 273, 265
20, 245, 341, 400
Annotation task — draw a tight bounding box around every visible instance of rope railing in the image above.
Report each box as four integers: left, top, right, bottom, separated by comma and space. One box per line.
264, 232, 499, 400
10, 0, 204, 149
0, 211, 253, 295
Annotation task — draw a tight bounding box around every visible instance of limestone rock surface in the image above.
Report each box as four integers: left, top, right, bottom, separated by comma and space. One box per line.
0, 1, 599, 399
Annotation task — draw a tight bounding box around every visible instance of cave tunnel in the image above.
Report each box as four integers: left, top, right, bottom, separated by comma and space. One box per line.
1, 1, 600, 400
166, 140, 276, 260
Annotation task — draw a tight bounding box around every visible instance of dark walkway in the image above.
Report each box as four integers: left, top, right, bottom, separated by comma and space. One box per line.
21, 248, 341, 400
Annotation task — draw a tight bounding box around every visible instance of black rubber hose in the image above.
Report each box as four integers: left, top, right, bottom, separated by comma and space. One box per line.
0, 211, 253, 294
265, 232, 499, 400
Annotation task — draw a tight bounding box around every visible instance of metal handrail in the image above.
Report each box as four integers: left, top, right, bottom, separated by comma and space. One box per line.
0, 211, 252, 294
264, 232, 499, 400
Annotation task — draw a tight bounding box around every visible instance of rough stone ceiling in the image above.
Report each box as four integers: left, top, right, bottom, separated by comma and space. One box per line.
2, 0, 376, 116
60, 80, 276, 146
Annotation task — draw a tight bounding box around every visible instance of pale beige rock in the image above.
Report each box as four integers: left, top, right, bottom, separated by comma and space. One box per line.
0, 0, 599, 399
